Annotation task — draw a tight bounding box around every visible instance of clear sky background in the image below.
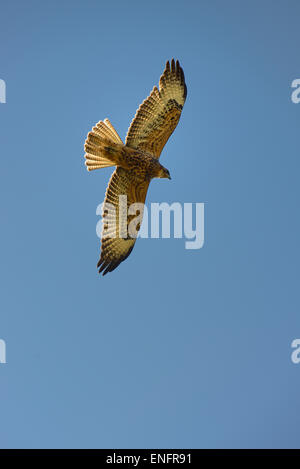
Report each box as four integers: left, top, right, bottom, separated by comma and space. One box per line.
1, 0, 300, 449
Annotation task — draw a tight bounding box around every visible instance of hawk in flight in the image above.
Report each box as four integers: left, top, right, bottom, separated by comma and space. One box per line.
84, 59, 187, 275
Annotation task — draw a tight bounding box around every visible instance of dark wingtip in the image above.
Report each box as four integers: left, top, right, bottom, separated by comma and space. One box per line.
167, 58, 187, 99
184, 83, 188, 99
97, 244, 135, 277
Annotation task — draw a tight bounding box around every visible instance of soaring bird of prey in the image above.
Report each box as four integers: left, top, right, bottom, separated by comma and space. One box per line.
84, 59, 187, 275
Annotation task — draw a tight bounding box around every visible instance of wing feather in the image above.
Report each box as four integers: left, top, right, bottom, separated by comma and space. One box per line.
97, 168, 149, 275
125, 59, 187, 158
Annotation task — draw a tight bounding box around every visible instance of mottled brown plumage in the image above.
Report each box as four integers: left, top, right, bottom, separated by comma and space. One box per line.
84, 59, 187, 275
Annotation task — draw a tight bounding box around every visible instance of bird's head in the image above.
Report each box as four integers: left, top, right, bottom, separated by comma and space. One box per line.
158, 166, 171, 180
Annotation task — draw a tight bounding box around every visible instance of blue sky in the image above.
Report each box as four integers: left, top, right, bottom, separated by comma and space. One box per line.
0, 0, 300, 448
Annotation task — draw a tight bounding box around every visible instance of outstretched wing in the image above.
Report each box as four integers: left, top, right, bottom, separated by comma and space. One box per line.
125, 59, 187, 158
97, 168, 149, 275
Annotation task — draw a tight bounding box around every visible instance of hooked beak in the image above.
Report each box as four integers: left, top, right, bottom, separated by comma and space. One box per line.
168, 174, 172, 180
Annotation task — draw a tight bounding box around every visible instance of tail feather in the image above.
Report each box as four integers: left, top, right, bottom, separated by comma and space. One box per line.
84, 119, 123, 171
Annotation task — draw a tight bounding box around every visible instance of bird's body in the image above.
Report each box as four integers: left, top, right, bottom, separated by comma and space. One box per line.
84, 59, 187, 275
93, 142, 168, 181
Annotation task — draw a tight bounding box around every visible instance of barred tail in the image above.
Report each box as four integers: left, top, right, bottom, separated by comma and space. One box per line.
84, 119, 124, 171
